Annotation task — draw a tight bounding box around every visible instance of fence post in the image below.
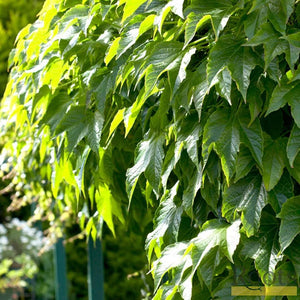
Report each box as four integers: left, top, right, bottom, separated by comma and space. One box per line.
54, 238, 68, 300
87, 237, 105, 300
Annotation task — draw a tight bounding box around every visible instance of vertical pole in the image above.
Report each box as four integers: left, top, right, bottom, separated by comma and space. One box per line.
88, 237, 105, 300
54, 238, 68, 300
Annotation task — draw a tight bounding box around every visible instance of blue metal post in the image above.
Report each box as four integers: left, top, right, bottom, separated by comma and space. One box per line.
88, 237, 105, 300
54, 238, 68, 300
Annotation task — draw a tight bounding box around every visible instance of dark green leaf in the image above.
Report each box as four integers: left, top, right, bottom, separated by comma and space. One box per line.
238, 107, 263, 169
235, 146, 256, 182
146, 182, 183, 258
242, 212, 283, 284
182, 166, 202, 217
223, 173, 267, 236
188, 0, 234, 38
262, 139, 286, 191
278, 196, 300, 252
268, 170, 294, 214
87, 110, 104, 153
126, 132, 164, 199
207, 35, 258, 99
287, 124, 300, 167
246, 23, 288, 69
56, 105, 89, 152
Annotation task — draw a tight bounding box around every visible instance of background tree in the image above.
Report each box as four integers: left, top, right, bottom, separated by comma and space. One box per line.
1, 0, 300, 299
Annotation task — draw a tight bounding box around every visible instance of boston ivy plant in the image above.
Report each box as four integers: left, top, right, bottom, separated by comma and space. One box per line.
1, 0, 300, 298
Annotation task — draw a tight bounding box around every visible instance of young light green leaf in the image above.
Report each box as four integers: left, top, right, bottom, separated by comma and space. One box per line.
95, 183, 124, 237
184, 12, 210, 48
138, 14, 155, 37
104, 37, 121, 65
108, 108, 125, 140
125, 85, 158, 133
121, 0, 148, 23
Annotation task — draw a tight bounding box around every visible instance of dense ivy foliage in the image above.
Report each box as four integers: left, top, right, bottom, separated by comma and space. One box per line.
1, 0, 300, 298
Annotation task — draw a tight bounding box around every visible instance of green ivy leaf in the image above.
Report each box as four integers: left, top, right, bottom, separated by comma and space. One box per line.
284, 236, 300, 281
182, 166, 202, 217
55, 105, 89, 152
241, 212, 283, 284
266, 80, 290, 115
184, 12, 210, 48
249, 0, 294, 33
203, 108, 239, 181
238, 107, 263, 169
40, 92, 72, 133
201, 176, 219, 213
141, 41, 185, 97
278, 196, 300, 252
95, 183, 124, 236
246, 23, 288, 69
207, 35, 258, 99
286, 153, 300, 184
187, 0, 234, 38
262, 139, 286, 191
247, 85, 263, 124
126, 132, 164, 199
235, 146, 256, 182
267, 81, 300, 128
267, 170, 294, 214
146, 182, 183, 259
153, 219, 241, 299
223, 173, 267, 236
86, 110, 104, 153
120, 0, 148, 23
202, 110, 227, 164
287, 124, 300, 167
